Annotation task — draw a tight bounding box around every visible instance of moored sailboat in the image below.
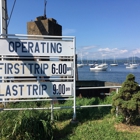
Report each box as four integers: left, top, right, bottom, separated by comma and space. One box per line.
90, 63, 108, 71
110, 56, 118, 66
126, 56, 138, 69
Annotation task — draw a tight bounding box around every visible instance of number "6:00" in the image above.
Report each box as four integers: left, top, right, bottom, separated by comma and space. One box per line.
52, 63, 67, 74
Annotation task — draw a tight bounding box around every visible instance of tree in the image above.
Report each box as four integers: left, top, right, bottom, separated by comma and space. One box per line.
112, 74, 140, 124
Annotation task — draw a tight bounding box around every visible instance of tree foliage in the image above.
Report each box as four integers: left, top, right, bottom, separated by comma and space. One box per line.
112, 74, 140, 124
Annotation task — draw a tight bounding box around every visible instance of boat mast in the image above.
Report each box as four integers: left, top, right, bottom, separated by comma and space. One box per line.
81, 52, 83, 64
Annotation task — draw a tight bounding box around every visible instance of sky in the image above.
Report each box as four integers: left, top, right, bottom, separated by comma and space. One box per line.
1, 0, 140, 60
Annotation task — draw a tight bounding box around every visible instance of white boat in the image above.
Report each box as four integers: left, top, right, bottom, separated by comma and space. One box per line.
126, 64, 138, 69
88, 62, 98, 67
124, 57, 129, 66
126, 56, 138, 69
110, 56, 118, 66
88, 63, 94, 66
99, 63, 108, 67
90, 63, 108, 71
88, 57, 98, 66
77, 63, 83, 68
131, 63, 139, 66
94, 63, 98, 66
124, 63, 129, 66
110, 63, 118, 66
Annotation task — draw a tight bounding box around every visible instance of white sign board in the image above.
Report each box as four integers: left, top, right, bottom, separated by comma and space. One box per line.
0, 35, 75, 99
0, 82, 73, 99
0, 61, 73, 76
0, 39, 74, 56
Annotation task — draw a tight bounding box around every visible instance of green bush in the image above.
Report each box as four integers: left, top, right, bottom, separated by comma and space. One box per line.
112, 74, 140, 124
0, 110, 55, 140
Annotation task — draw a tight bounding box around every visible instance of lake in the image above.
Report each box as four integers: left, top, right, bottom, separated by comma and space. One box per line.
77, 63, 140, 84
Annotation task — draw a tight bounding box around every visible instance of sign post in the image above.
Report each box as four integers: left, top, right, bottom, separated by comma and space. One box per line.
0, 0, 7, 35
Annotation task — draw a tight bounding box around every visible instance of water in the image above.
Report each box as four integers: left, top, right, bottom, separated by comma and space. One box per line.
78, 64, 140, 84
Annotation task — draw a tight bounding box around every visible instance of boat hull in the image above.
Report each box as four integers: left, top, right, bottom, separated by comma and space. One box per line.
77, 64, 83, 68
110, 63, 118, 66
90, 64, 108, 71
126, 64, 138, 69
90, 67, 107, 71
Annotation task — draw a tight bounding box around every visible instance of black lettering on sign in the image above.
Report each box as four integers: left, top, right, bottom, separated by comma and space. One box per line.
8, 41, 62, 53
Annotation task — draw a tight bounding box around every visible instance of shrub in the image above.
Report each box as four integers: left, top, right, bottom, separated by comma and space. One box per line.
0, 110, 55, 140
112, 74, 140, 124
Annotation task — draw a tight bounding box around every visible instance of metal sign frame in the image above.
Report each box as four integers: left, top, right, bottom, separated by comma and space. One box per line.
0, 34, 76, 121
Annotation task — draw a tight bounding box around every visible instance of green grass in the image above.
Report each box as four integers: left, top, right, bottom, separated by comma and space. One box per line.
53, 113, 140, 140
0, 94, 140, 140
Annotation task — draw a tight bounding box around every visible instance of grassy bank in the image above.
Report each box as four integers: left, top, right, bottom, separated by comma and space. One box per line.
54, 116, 140, 140
0, 94, 140, 140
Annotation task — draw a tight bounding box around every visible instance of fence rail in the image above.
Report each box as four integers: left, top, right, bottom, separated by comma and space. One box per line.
0, 85, 120, 120
0, 85, 120, 110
